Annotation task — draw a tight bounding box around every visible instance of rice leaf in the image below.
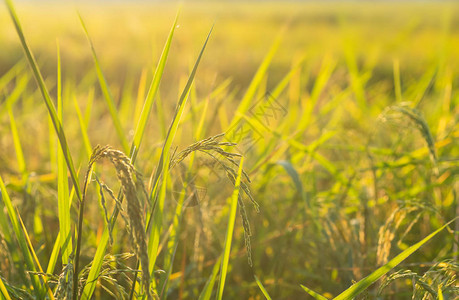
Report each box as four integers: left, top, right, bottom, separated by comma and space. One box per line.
148, 25, 213, 205
300, 285, 329, 300
130, 11, 179, 160
197, 256, 222, 300
4, 0, 82, 204
16, 210, 55, 300
216, 157, 244, 300
56, 41, 72, 266
254, 275, 272, 300
78, 13, 130, 153
81, 15, 183, 300
0, 175, 42, 297
46, 232, 61, 275
7, 104, 26, 177
0, 276, 12, 300
0, 73, 28, 118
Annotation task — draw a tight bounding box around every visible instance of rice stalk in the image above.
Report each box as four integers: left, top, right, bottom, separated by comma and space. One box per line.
77, 145, 152, 299
54, 255, 74, 300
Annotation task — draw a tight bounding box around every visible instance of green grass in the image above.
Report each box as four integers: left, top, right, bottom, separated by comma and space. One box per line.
0, 0, 458, 299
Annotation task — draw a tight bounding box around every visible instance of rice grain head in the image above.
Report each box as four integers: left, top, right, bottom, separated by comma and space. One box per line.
84, 145, 152, 298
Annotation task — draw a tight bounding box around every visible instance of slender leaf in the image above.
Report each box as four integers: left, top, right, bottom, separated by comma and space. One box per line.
198, 256, 222, 300
4, 0, 82, 204
300, 285, 329, 300
0, 175, 42, 297
78, 13, 129, 153
254, 275, 272, 300
148, 26, 213, 206
56, 42, 72, 266
131, 11, 179, 160
17, 210, 55, 300
0, 276, 12, 300
216, 157, 244, 300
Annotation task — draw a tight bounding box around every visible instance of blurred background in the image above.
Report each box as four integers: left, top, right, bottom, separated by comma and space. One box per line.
1, 1, 458, 299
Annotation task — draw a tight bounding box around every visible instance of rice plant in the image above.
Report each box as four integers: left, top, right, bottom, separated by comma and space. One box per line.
0, 0, 457, 299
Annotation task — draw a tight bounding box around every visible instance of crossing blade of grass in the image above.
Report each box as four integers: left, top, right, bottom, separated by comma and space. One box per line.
17, 210, 55, 300
0, 277, 12, 300
46, 232, 61, 275
78, 13, 129, 153
147, 27, 213, 296
4, 0, 82, 203
438, 285, 444, 300
216, 157, 244, 300
0, 175, 42, 297
254, 275, 272, 300
130, 11, 179, 161
82, 17, 185, 300
0, 59, 25, 92
0, 74, 28, 118
197, 256, 222, 300
56, 43, 72, 266
300, 285, 329, 300
80, 227, 110, 300
158, 179, 186, 298
409, 64, 437, 107
148, 25, 212, 211
145, 157, 169, 295
157, 87, 209, 298
333, 218, 456, 300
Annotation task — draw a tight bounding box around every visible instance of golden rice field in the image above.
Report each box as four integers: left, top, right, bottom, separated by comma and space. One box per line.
0, 1, 458, 299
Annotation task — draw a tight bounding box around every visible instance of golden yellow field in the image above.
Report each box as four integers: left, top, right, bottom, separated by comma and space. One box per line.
0, 1, 458, 299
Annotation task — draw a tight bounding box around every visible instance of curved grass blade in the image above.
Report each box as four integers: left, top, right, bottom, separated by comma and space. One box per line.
0, 276, 12, 300
143, 29, 214, 294
216, 157, 244, 300
80, 14, 180, 300
78, 13, 129, 153
0, 73, 28, 118
4, 0, 82, 204
333, 218, 456, 300
197, 256, 222, 300
0, 59, 25, 92
17, 210, 55, 300
300, 285, 329, 300
0, 175, 42, 297
46, 232, 61, 275
254, 275, 272, 300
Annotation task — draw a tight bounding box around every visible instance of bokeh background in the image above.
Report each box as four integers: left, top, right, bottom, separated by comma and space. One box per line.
0, 1, 458, 299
